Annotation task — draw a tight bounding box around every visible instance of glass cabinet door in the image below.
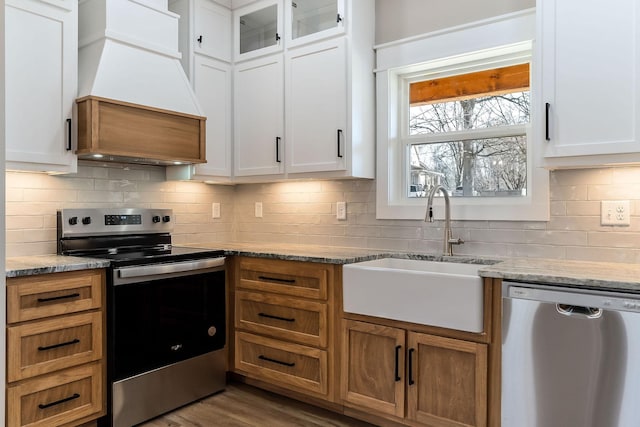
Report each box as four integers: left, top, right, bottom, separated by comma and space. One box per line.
288, 0, 344, 45
235, 0, 283, 60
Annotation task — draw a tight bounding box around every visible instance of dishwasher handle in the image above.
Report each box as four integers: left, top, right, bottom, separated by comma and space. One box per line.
556, 304, 602, 319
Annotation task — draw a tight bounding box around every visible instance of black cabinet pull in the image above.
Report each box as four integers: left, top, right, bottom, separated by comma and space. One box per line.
66, 118, 72, 151
258, 312, 295, 322
258, 355, 295, 367
408, 348, 415, 385
276, 32, 281, 42
37, 293, 80, 303
258, 276, 296, 284
38, 393, 80, 410
197, 35, 203, 43
545, 102, 551, 141
276, 137, 281, 163
337, 129, 343, 158
337, 13, 343, 23
38, 338, 80, 352
394, 345, 402, 382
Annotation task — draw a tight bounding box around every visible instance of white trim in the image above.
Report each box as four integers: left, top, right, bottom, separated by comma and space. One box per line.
376, 9, 549, 221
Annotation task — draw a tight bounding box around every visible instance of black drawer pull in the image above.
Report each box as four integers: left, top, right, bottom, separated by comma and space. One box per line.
37, 293, 80, 303
258, 355, 295, 367
257, 276, 296, 284
38, 338, 80, 352
394, 345, 402, 382
258, 312, 295, 322
408, 348, 415, 386
38, 393, 80, 410
545, 102, 551, 141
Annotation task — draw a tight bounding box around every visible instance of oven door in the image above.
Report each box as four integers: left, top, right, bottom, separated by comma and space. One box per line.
110, 258, 226, 381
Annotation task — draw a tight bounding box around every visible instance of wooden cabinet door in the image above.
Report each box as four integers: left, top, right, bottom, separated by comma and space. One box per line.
407, 332, 487, 427
540, 0, 640, 160
342, 320, 405, 418
234, 54, 284, 177
285, 37, 347, 174
5, 0, 77, 173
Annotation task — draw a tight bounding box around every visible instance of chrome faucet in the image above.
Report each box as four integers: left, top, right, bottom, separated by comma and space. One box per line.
425, 185, 464, 256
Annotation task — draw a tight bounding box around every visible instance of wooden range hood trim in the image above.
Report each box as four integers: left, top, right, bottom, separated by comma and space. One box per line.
76, 96, 206, 164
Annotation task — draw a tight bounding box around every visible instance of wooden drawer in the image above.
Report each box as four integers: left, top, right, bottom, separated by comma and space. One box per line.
236, 291, 327, 347
237, 257, 331, 300
235, 332, 328, 396
7, 270, 103, 323
7, 362, 104, 427
8, 312, 103, 382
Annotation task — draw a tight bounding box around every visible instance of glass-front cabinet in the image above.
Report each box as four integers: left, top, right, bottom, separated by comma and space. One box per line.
286, 0, 345, 46
234, 0, 283, 61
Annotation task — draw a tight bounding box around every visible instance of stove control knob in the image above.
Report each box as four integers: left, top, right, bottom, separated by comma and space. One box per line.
82, 217, 91, 225
162, 215, 171, 223
68, 216, 78, 225
152, 215, 161, 223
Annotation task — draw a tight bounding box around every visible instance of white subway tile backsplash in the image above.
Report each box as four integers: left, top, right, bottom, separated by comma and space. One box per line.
7, 165, 640, 264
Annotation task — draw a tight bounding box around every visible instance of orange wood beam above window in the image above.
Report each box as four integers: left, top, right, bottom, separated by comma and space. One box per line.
410, 63, 530, 106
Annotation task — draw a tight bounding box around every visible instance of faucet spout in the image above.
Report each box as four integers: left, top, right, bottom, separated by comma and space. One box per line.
425, 185, 464, 256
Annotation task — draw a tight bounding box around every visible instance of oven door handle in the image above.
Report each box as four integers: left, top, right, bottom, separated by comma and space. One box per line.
115, 257, 225, 279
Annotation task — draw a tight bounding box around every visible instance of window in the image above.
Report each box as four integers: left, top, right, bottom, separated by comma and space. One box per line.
375, 9, 548, 221
407, 64, 530, 199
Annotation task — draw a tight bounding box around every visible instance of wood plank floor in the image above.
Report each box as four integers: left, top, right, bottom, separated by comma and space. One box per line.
138, 382, 376, 427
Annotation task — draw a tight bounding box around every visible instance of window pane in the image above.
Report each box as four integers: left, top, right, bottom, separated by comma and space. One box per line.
409, 92, 530, 135
409, 136, 527, 198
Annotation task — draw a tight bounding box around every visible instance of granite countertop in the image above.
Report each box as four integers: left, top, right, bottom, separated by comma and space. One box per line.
6, 245, 640, 294
6, 255, 111, 278
479, 258, 640, 293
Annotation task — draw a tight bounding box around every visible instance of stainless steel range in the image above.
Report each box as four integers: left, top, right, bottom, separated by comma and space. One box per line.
57, 208, 226, 427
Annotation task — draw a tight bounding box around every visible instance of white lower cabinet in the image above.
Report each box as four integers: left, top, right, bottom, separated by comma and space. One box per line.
5, 0, 78, 173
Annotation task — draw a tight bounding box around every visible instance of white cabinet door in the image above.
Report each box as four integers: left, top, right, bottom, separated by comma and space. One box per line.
234, 55, 284, 176
194, 0, 231, 62
6, 0, 77, 173
234, 0, 283, 62
541, 0, 640, 159
286, 38, 346, 173
192, 55, 232, 177
285, 0, 345, 48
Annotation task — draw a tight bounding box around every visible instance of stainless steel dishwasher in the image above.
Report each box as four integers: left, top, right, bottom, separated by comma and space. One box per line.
502, 281, 640, 427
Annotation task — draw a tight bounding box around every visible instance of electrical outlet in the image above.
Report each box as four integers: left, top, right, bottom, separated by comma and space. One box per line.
212, 202, 220, 219
255, 202, 263, 218
337, 201, 347, 220
601, 200, 630, 226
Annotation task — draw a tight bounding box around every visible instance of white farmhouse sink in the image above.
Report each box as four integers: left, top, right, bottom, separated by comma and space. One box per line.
343, 258, 484, 333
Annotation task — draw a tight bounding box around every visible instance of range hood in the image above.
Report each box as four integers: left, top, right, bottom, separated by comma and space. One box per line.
76, 0, 206, 165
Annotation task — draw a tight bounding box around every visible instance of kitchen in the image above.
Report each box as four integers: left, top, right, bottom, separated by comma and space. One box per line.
4, 0, 640, 426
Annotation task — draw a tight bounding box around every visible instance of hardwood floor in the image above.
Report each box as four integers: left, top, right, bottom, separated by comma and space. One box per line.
139, 382, 376, 427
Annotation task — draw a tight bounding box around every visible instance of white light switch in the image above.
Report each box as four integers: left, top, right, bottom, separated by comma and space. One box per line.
212, 203, 220, 219
601, 200, 630, 226
255, 202, 263, 218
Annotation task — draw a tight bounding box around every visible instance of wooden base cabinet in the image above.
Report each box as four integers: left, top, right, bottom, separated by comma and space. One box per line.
342, 320, 488, 427
231, 257, 338, 402
6, 269, 106, 427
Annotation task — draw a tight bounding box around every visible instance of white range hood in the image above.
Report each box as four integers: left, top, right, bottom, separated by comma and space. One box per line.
78, 0, 203, 116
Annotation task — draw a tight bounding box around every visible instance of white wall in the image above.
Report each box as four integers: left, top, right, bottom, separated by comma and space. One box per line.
375, 0, 535, 44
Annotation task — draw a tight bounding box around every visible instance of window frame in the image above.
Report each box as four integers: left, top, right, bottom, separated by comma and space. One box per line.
374, 9, 549, 221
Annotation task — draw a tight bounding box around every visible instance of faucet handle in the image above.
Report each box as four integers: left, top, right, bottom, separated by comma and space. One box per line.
448, 237, 464, 245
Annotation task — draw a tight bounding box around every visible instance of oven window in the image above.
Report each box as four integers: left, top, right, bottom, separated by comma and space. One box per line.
111, 270, 226, 380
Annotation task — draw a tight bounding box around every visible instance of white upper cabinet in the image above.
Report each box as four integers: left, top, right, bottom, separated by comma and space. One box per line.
285, 0, 345, 47
234, 55, 285, 177
234, 0, 284, 62
540, 0, 640, 167
5, 0, 78, 173
285, 38, 347, 173
167, 0, 232, 182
